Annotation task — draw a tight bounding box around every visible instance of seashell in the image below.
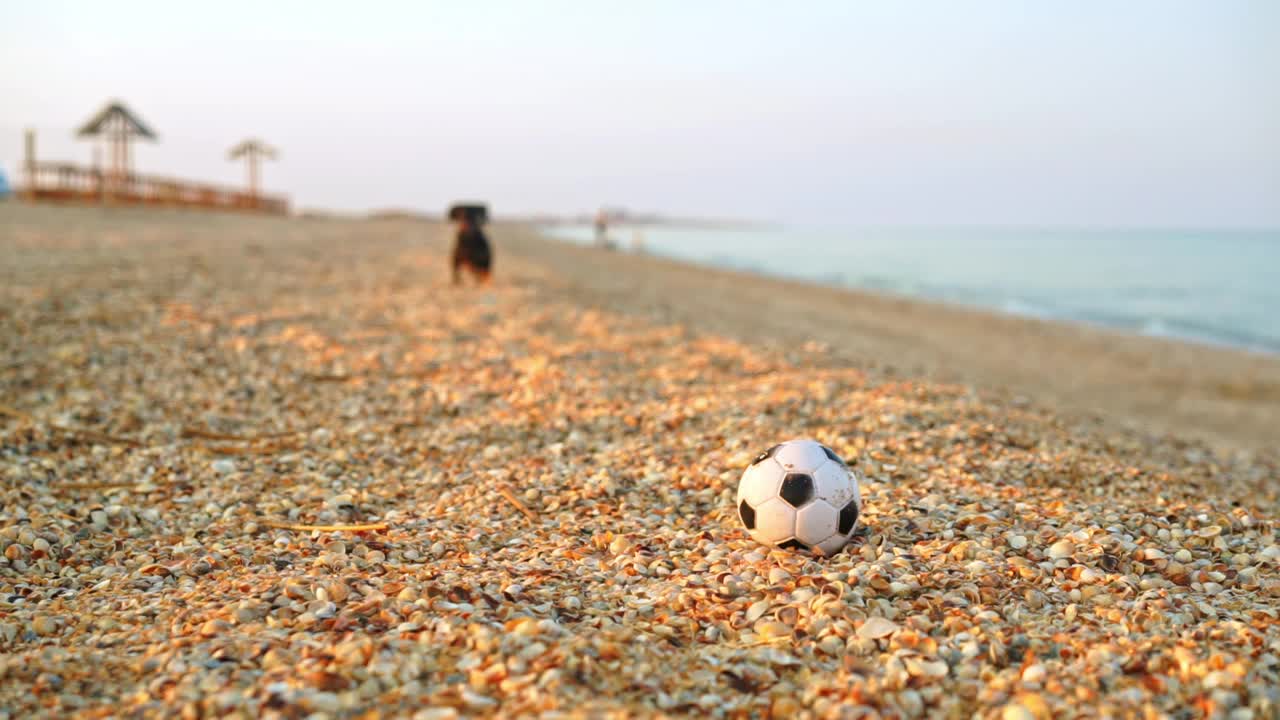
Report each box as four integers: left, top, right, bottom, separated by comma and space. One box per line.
754, 620, 793, 640
1046, 540, 1074, 560
857, 617, 900, 640
818, 635, 846, 656
903, 656, 948, 679
774, 606, 799, 625
745, 600, 771, 623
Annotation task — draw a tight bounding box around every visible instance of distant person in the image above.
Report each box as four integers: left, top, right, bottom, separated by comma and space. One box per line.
0, 168, 10, 200
594, 209, 611, 248
450, 204, 493, 285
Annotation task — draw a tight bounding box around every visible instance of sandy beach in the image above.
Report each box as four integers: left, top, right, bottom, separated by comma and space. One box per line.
503, 227, 1280, 456
1, 204, 1277, 718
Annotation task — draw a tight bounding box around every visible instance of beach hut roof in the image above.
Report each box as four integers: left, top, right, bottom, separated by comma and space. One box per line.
228, 139, 279, 160
77, 101, 158, 140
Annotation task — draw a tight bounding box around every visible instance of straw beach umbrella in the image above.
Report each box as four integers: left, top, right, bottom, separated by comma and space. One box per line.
228, 139, 278, 199
76, 100, 157, 190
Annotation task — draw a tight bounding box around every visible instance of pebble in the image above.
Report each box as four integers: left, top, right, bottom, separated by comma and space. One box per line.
461, 689, 497, 710
211, 459, 237, 475
1021, 664, 1046, 684
200, 620, 229, 637
1002, 704, 1036, 720
414, 710, 459, 720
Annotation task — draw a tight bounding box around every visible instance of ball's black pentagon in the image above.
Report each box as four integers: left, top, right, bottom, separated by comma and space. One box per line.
838, 500, 859, 535
821, 444, 847, 466
751, 444, 782, 466
738, 500, 756, 530
779, 473, 814, 507
777, 538, 808, 551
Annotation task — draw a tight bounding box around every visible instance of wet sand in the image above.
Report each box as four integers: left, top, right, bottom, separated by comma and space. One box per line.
0, 205, 1277, 718
501, 225, 1280, 456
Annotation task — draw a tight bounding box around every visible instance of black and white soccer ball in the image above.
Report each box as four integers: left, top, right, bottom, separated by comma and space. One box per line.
736, 439, 862, 556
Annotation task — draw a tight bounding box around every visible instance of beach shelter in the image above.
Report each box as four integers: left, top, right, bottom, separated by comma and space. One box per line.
228, 138, 279, 198
76, 100, 157, 184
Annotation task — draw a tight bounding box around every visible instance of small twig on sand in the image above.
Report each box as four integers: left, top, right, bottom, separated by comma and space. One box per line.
301, 373, 355, 383
181, 427, 304, 441
54, 480, 139, 492
261, 520, 389, 533
52, 425, 142, 448
497, 482, 536, 523
0, 404, 143, 448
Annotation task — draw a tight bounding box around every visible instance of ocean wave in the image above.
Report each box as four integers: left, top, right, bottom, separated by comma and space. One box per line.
1133, 316, 1280, 354
998, 298, 1058, 320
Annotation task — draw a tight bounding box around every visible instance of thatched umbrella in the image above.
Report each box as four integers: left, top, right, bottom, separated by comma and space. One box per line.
77, 100, 157, 183
228, 139, 278, 197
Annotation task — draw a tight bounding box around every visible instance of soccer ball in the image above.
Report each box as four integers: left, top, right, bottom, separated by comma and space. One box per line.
736, 439, 862, 555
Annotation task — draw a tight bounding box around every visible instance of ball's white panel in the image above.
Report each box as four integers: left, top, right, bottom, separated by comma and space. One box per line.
772, 439, 829, 473
812, 460, 856, 509
737, 461, 784, 508
751, 497, 796, 545
795, 499, 839, 546
852, 467, 863, 505
815, 533, 849, 557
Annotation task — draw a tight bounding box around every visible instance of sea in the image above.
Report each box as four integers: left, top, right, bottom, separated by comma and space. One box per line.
543, 225, 1280, 355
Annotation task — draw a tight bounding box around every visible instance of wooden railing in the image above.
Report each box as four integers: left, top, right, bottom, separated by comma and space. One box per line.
19, 162, 289, 215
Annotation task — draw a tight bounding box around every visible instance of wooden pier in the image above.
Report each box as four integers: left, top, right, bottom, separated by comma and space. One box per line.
21, 161, 289, 214
17, 100, 289, 216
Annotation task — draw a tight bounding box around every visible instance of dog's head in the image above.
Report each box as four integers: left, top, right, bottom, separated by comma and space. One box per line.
448, 203, 489, 227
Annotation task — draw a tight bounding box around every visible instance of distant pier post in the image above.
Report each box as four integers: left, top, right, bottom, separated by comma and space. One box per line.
23, 128, 36, 201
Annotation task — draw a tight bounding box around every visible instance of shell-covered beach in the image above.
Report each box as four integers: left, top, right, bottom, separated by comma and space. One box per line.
1, 205, 1277, 718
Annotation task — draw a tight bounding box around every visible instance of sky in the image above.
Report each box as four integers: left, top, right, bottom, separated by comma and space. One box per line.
1, 1, 1277, 226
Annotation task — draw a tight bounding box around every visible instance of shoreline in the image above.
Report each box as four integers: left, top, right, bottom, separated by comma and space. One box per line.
504, 223, 1280, 455
540, 223, 1280, 359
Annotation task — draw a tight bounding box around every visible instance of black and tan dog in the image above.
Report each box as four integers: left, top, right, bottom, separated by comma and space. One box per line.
448, 203, 493, 285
